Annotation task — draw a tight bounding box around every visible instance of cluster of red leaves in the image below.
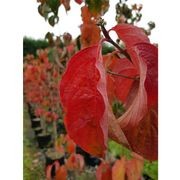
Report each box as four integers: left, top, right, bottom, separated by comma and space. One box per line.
80, 5, 101, 49
96, 153, 144, 180
60, 24, 158, 161
46, 134, 85, 179
46, 160, 67, 180
46, 153, 85, 180
55, 134, 76, 154
47, 134, 143, 180
24, 49, 60, 122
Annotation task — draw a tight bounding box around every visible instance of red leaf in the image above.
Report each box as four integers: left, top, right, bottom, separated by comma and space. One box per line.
65, 153, 85, 171
46, 165, 52, 180
60, 45, 108, 157
81, 6, 91, 24
112, 158, 126, 180
125, 153, 144, 180
80, 6, 101, 48
80, 23, 101, 48
96, 161, 112, 180
75, 0, 83, 5
65, 134, 76, 154
142, 44, 158, 108
103, 52, 138, 103
111, 24, 149, 49
61, 0, 71, 11
55, 165, 67, 180
107, 104, 130, 149
118, 43, 158, 160
125, 108, 158, 161
46, 161, 60, 180
118, 53, 148, 129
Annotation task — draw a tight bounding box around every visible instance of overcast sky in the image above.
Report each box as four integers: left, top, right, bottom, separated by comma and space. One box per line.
23, 0, 158, 43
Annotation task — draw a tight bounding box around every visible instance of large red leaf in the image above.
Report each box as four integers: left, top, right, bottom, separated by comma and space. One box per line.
117, 43, 158, 160
118, 48, 148, 129
110, 25, 157, 160
60, 45, 108, 157
111, 24, 149, 49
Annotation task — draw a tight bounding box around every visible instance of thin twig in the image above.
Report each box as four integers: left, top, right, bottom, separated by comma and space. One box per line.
97, 18, 131, 61
107, 70, 139, 81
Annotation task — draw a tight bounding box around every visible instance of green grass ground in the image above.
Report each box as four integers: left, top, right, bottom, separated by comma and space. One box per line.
23, 105, 45, 180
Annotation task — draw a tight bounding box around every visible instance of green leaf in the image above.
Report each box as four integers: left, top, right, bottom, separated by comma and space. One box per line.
108, 140, 131, 159
47, 0, 60, 15
48, 15, 59, 27
38, 3, 51, 19
143, 161, 158, 180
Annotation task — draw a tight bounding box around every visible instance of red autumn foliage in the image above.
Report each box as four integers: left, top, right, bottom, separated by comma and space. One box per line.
125, 153, 144, 180
64, 134, 76, 154
95, 154, 144, 180
60, 45, 108, 157
111, 154, 144, 180
112, 157, 126, 180
46, 161, 60, 180
80, 6, 101, 48
74, 0, 83, 5
65, 153, 85, 171
117, 43, 158, 160
96, 161, 112, 180
60, 24, 158, 161
111, 24, 150, 49
55, 165, 67, 180
24, 49, 62, 124
103, 53, 137, 103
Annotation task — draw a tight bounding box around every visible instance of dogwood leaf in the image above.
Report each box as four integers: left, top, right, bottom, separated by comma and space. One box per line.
60, 45, 108, 157
111, 24, 149, 49
118, 43, 158, 160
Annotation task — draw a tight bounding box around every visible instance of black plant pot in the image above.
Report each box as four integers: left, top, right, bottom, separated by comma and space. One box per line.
31, 118, 41, 128
57, 121, 66, 134
36, 133, 52, 149
29, 111, 36, 120
76, 146, 101, 166
33, 127, 43, 136
45, 150, 65, 166
27, 103, 36, 119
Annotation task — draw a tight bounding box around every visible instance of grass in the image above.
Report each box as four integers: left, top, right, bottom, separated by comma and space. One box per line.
23, 105, 45, 180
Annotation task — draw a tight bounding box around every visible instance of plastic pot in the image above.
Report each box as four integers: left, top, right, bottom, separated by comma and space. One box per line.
36, 133, 52, 149
45, 149, 65, 166
27, 103, 36, 119
76, 146, 101, 166
33, 127, 43, 136
31, 118, 41, 128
